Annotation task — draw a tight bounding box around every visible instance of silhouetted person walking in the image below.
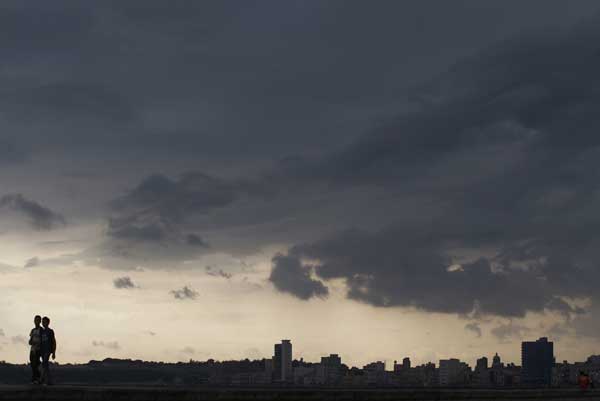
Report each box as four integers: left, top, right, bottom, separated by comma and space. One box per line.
39, 316, 56, 385
28, 315, 42, 384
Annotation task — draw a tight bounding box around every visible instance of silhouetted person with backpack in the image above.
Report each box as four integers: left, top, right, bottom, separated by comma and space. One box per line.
39, 316, 56, 385
28, 315, 42, 384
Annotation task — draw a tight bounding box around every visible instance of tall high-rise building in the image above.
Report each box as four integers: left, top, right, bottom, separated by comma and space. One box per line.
402, 357, 411, 370
521, 337, 555, 387
273, 344, 282, 381
272, 340, 293, 382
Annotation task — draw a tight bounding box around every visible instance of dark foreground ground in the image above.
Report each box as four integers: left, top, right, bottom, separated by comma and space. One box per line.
1, 386, 600, 401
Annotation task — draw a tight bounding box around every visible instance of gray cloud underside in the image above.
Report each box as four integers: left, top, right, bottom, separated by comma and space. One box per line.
268, 20, 600, 318
3, 2, 600, 323
0, 194, 65, 230
75, 16, 600, 320
269, 253, 328, 301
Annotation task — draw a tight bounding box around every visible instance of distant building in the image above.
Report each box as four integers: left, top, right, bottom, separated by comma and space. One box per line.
415, 362, 438, 387
264, 358, 274, 381
490, 353, 505, 386
272, 340, 293, 382
552, 360, 571, 388
439, 359, 471, 386
321, 354, 342, 367
315, 354, 343, 385
521, 337, 554, 387
502, 363, 521, 387
293, 365, 316, 386
476, 357, 488, 371
363, 361, 386, 386
393, 357, 411, 374
552, 355, 600, 387
492, 353, 503, 369
363, 361, 385, 371
474, 357, 490, 387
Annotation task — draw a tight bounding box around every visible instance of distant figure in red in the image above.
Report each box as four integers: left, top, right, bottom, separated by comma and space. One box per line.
578, 371, 590, 390
39, 316, 57, 386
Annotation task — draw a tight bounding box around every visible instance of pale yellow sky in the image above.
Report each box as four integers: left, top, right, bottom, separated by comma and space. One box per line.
1, 242, 597, 367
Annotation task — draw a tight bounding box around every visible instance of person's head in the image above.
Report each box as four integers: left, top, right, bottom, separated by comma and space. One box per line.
34, 315, 42, 326
42, 316, 50, 328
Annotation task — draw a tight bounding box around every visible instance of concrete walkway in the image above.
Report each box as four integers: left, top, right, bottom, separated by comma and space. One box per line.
1, 386, 599, 401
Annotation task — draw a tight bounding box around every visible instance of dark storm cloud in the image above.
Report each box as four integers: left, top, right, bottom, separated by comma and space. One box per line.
91, 172, 247, 268
111, 173, 240, 223
89, 13, 600, 313
268, 18, 600, 320
4, 1, 600, 326
271, 228, 574, 317
107, 215, 169, 242
2, 1, 597, 159
465, 323, 482, 338
113, 276, 136, 289
170, 286, 198, 300
269, 253, 328, 301
187, 234, 209, 247
88, 174, 223, 268
0, 194, 65, 230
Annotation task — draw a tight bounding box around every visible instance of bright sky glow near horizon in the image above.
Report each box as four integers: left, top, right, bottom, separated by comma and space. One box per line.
3, 1, 600, 368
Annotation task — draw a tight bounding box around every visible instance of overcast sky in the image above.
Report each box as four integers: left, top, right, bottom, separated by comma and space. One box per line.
2, 1, 600, 367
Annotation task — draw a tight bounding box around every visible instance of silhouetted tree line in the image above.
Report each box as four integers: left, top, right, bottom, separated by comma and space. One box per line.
0, 358, 267, 385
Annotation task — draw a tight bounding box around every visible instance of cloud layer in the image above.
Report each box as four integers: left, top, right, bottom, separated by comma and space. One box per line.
0, 194, 65, 230
268, 19, 600, 321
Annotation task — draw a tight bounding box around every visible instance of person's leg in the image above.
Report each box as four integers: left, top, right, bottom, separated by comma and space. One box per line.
40, 353, 49, 384
29, 351, 39, 383
29, 350, 40, 383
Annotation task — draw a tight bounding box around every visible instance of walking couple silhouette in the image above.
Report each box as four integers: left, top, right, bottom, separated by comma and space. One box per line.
29, 315, 57, 385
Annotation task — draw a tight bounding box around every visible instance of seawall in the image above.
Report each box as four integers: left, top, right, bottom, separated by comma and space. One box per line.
1, 386, 600, 401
